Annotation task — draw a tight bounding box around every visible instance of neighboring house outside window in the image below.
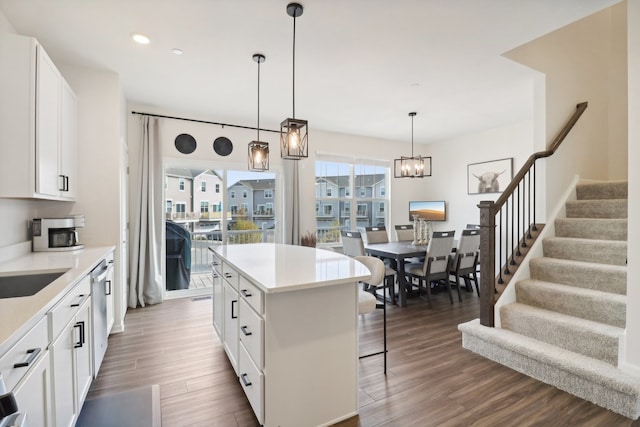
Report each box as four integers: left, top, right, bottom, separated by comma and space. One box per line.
179, 178, 185, 191
216, 183, 220, 193
200, 201, 209, 213
201, 182, 206, 192
230, 191, 235, 199
264, 189, 273, 198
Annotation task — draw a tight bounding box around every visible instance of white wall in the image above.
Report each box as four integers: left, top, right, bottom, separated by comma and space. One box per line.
505, 3, 628, 216
624, 0, 640, 375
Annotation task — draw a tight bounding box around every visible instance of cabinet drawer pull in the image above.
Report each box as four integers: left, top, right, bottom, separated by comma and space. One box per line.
212, 273, 219, 279
70, 294, 86, 307
241, 326, 252, 336
240, 373, 252, 387
13, 347, 41, 368
231, 300, 238, 319
59, 174, 65, 191
64, 175, 70, 192
224, 273, 233, 278
241, 289, 252, 298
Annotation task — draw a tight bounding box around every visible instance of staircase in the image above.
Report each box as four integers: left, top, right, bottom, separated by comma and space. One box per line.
459, 181, 640, 419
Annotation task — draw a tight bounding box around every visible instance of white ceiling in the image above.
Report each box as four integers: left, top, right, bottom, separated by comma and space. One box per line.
0, 0, 620, 143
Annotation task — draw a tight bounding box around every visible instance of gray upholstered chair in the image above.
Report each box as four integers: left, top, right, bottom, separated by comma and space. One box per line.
449, 228, 480, 296
355, 255, 387, 374
341, 230, 396, 304
394, 224, 414, 242
404, 230, 456, 307
364, 226, 389, 244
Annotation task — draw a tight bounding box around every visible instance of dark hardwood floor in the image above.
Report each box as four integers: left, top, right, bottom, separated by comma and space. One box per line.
88, 288, 639, 426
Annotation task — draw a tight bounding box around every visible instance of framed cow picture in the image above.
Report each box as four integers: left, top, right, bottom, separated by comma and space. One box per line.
467, 158, 513, 195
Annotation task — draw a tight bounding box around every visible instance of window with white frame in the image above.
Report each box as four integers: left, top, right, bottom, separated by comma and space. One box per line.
179, 178, 185, 191
216, 183, 220, 193
166, 200, 173, 213
264, 189, 273, 198
201, 181, 206, 192
230, 191, 235, 199
243, 190, 248, 198
315, 158, 389, 245
200, 201, 209, 213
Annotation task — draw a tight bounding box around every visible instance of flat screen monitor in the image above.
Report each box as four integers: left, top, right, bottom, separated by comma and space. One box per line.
409, 200, 446, 221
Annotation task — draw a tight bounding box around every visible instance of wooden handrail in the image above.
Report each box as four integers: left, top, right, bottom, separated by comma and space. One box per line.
478, 102, 588, 327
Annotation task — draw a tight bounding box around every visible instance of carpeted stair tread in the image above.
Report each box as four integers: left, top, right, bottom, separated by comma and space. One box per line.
565, 199, 627, 219
555, 218, 627, 241
576, 181, 628, 200
459, 319, 640, 419
516, 279, 626, 328
501, 302, 622, 365
542, 236, 627, 266
529, 257, 626, 295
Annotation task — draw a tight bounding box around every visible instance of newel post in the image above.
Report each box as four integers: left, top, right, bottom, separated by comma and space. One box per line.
478, 200, 496, 327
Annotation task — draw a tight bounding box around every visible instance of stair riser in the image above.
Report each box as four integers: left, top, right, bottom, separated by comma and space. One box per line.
516, 282, 626, 328
460, 332, 640, 419
529, 259, 626, 295
501, 307, 619, 365
543, 239, 627, 266
566, 200, 627, 219
576, 182, 628, 200
555, 219, 627, 241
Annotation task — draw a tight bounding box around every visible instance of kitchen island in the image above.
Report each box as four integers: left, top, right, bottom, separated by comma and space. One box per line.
210, 243, 371, 427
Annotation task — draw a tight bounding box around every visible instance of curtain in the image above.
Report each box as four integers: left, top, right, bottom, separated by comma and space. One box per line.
129, 116, 163, 308
283, 160, 300, 245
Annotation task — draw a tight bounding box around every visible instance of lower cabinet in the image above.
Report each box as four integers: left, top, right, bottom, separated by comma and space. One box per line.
222, 280, 239, 374
212, 259, 223, 338
50, 293, 92, 427
13, 350, 53, 427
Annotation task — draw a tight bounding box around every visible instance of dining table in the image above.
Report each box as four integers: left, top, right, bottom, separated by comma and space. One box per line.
365, 241, 428, 307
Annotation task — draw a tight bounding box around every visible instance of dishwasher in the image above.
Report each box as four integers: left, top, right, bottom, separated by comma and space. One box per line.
90, 259, 112, 378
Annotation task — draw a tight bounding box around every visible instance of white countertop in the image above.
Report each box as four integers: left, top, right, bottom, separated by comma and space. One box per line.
212, 243, 371, 293
0, 245, 115, 356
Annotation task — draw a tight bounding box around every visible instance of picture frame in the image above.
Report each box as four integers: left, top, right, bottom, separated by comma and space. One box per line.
467, 158, 513, 195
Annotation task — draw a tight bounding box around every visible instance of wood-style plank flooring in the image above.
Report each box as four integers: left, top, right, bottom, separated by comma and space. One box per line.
88, 287, 639, 426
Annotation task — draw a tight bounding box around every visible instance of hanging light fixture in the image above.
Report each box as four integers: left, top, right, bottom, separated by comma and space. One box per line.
248, 53, 269, 171
394, 112, 431, 178
280, 2, 308, 160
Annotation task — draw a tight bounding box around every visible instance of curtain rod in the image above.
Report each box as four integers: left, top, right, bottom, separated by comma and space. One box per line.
130, 111, 280, 134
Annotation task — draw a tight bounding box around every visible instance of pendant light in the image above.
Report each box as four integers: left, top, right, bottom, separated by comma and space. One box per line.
280, 2, 308, 160
248, 53, 269, 171
394, 112, 432, 178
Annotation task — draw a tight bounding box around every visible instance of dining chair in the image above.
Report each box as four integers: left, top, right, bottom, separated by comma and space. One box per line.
364, 226, 389, 244
341, 230, 396, 304
449, 228, 480, 296
394, 224, 414, 242
355, 255, 387, 374
404, 230, 456, 307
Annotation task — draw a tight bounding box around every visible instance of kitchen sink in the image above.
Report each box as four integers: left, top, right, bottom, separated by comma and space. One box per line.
0, 270, 68, 299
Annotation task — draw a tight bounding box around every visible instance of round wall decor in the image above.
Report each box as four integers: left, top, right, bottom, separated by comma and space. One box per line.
174, 133, 197, 154
213, 136, 233, 156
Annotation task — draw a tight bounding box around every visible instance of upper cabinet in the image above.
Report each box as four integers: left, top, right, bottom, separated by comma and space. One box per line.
0, 34, 77, 201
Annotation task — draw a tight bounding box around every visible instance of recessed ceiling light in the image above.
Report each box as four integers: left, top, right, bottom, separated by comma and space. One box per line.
131, 33, 150, 45
172, 48, 183, 55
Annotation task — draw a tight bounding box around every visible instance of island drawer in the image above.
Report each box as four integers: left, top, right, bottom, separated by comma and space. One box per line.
239, 276, 263, 315
239, 342, 264, 425
239, 298, 264, 368
221, 262, 239, 288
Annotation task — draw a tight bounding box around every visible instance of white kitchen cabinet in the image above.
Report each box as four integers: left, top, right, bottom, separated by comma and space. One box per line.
105, 252, 115, 334
212, 255, 223, 338
0, 316, 52, 426
0, 34, 77, 200
222, 279, 239, 375
49, 276, 92, 427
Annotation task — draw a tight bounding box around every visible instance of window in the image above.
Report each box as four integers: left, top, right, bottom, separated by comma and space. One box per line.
230, 191, 235, 199
175, 203, 186, 219
166, 200, 173, 213
243, 190, 248, 198
201, 181, 206, 192
231, 205, 238, 214
316, 159, 389, 245
200, 201, 209, 213
216, 183, 220, 193
266, 203, 273, 214
178, 178, 185, 191
241, 203, 249, 212
264, 188, 273, 198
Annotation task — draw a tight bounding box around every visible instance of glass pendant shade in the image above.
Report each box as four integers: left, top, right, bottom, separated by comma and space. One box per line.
280, 117, 308, 159
249, 140, 269, 171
